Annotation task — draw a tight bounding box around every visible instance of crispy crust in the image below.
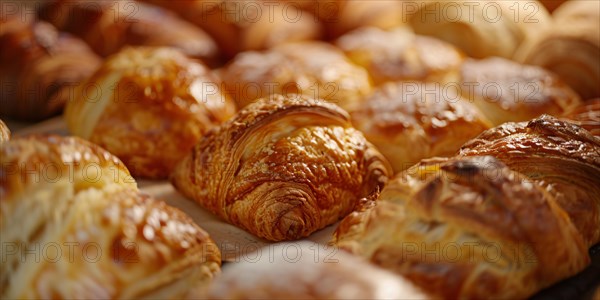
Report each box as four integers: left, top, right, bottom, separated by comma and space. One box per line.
459, 115, 600, 246
333, 156, 590, 299
65, 47, 236, 179
1, 135, 221, 298
172, 94, 391, 241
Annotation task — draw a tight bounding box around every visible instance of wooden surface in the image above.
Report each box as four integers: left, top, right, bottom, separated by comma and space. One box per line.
5, 116, 600, 297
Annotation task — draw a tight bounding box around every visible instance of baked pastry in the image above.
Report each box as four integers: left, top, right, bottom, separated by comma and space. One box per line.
172, 94, 392, 241
1, 135, 221, 298
0, 20, 101, 121
65, 47, 236, 179
561, 99, 600, 136
351, 81, 491, 172
221, 41, 372, 111
142, 0, 322, 59
39, 0, 220, 66
0, 120, 10, 142
335, 27, 464, 85
459, 115, 600, 247
459, 57, 582, 126
517, 0, 600, 99
288, 0, 406, 39
208, 241, 428, 299
333, 155, 590, 299
409, 0, 552, 58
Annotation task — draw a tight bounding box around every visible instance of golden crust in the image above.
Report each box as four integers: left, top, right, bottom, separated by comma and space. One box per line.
333, 156, 590, 299
409, 0, 551, 59
459, 115, 600, 246
143, 0, 322, 59
39, 0, 220, 65
562, 99, 600, 136
221, 41, 372, 111
351, 81, 491, 172
336, 27, 464, 85
65, 47, 236, 179
0, 120, 9, 142
0, 21, 101, 121
1, 135, 221, 298
172, 94, 391, 241
459, 57, 582, 125
208, 241, 428, 299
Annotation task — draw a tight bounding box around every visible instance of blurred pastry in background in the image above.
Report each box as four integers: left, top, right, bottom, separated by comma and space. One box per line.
409, 0, 552, 59
336, 26, 464, 85
65, 47, 236, 179
351, 81, 491, 172
538, 0, 569, 12
143, 0, 322, 60
0, 20, 101, 121
561, 99, 600, 136
0, 119, 10, 142
208, 241, 428, 299
221, 41, 371, 111
39, 0, 221, 66
516, 0, 600, 100
458, 57, 581, 126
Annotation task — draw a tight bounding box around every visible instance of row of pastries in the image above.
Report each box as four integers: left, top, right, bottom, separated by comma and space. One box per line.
1, 0, 599, 299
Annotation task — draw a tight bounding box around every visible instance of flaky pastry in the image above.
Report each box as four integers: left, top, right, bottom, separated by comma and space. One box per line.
65, 47, 236, 179
172, 94, 391, 241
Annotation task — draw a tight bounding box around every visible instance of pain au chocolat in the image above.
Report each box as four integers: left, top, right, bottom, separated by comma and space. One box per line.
172, 94, 391, 241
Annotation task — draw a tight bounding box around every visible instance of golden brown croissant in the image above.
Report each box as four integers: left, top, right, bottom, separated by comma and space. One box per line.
39, 0, 220, 66
0, 120, 10, 142
333, 155, 590, 299
335, 27, 464, 85
172, 94, 392, 241
516, 0, 600, 99
142, 0, 322, 59
208, 241, 429, 299
459, 57, 582, 126
351, 81, 492, 172
221, 41, 372, 111
1, 135, 221, 298
0, 20, 101, 121
65, 47, 236, 179
561, 99, 600, 136
459, 115, 600, 247
409, 0, 552, 58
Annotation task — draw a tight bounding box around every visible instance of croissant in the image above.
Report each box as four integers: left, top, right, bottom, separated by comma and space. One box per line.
351, 81, 492, 172
333, 155, 590, 299
0, 20, 101, 121
561, 99, 600, 136
458, 57, 582, 126
516, 0, 600, 99
1, 135, 221, 298
408, 0, 552, 58
39, 0, 220, 66
171, 94, 392, 241
221, 41, 372, 111
335, 27, 464, 85
142, 0, 322, 59
0, 120, 10, 142
65, 47, 236, 179
459, 115, 600, 247
208, 241, 428, 299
